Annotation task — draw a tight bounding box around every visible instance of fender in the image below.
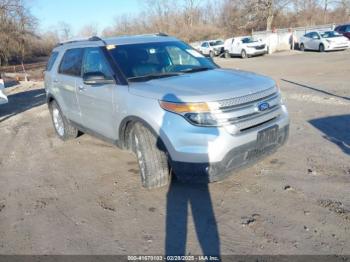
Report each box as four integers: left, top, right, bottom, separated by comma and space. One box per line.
46, 92, 56, 104
119, 115, 175, 160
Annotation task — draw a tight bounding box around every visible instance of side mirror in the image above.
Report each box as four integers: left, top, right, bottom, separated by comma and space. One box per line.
83, 72, 114, 85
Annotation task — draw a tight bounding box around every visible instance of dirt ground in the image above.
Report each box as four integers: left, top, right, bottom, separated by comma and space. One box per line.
0, 50, 349, 256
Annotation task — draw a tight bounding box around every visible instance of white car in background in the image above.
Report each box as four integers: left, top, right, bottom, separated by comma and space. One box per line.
299, 31, 350, 52
198, 40, 225, 57
0, 78, 8, 105
224, 36, 268, 59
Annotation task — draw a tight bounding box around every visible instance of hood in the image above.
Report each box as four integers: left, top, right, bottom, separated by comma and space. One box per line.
325, 36, 349, 43
129, 69, 276, 103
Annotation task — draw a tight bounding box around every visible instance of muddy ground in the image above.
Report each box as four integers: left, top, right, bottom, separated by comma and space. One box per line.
0, 50, 349, 256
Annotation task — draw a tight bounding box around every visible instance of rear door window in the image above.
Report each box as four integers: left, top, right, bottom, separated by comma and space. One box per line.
58, 48, 84, 77
46, 51, 59, 71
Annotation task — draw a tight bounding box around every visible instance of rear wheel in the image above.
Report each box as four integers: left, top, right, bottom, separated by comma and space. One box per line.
319, 43, 325, 52
209, 51, 215, 58
131, 123, 170, 189
300, 43, 305, 51
241, 49, 247, 59
49, 101, 78, 141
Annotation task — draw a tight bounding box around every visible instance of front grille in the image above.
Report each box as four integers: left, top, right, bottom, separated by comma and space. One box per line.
255, 44, 266, 50
218, 87, 276, 108
213, 87, 282, 134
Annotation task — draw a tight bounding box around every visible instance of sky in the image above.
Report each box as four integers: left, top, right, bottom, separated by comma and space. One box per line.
30, 0, 142, 34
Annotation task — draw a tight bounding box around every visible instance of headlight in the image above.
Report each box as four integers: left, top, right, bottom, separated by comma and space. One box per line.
159, 101, 219, 126
184, 113, 218, 126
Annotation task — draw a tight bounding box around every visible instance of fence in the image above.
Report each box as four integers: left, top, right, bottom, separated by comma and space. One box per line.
0, 61, 47, 74
252, 24, 336, 53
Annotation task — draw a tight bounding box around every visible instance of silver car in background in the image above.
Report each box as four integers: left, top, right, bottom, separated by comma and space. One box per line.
299, 31, 350, 52
44, 34, 289, 189
198, 39, 225, 57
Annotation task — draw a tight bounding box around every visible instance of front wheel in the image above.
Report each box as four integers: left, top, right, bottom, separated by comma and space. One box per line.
224, 51, 231, 59
49, 101, 78, 141
241, 49, 247, 59
300, 43, 305, 51
209, 51, 215, 58
132, 123, 170, 189
319, 44, 325, 52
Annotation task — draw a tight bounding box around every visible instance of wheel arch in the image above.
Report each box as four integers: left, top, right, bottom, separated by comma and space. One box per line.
46, 93, 56, 105
118, 116, 172, 159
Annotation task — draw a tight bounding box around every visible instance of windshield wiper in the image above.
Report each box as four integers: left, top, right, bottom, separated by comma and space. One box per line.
128, 72, 183, 82
180, 67, 213, 73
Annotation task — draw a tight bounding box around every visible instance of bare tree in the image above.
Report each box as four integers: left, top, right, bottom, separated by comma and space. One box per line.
78, 23, 99, 37
58, 21, 72, 41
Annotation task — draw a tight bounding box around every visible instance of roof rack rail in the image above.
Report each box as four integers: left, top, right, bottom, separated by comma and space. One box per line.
88, 36, 108, 45
156, 32, 169, 37
56, 36, 106, 47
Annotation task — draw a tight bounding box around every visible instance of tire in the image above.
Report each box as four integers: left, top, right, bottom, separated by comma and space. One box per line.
49, 100, 78, 141
241, 49, 247, 59
209, 51, 215, 58
319, 43, 325, 52
224, 51, 231, 59
300, 43, 305, 51
132, 122, 170, 189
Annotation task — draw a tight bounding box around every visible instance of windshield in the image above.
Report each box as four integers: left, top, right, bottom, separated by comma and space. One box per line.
321, 31, 342, 38
241, 37, 257, 44
209, 40, 224, 46
107, 41, 217, 81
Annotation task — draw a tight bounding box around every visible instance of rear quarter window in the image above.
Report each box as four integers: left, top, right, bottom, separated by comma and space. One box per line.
46, 51, 59, 71
58, 48, 84, 77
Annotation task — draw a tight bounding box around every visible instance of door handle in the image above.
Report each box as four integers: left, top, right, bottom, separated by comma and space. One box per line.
78, 85, 86, 92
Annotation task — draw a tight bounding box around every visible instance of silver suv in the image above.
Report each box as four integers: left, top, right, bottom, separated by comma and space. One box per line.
44, 34, 289, 189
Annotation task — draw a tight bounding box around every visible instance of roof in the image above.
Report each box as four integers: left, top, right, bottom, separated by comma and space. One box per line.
54, 34, 179, 51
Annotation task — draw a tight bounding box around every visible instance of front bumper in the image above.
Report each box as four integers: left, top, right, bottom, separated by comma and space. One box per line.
325, 43, 350, 50
172, 124, 289, 183
246, 49, 268, 56
214, 47, 224, 56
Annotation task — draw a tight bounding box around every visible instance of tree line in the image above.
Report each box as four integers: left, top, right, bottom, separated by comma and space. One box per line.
103, 0, 350, 42
0, 0, 59, 66
1, 0, 350, 66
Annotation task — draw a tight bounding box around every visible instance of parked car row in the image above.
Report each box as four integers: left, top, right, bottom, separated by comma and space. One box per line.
192, 22, 350, 59
192, 36, 269, 59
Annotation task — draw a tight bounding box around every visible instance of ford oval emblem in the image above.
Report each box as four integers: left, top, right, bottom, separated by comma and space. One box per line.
258, 102, 270, 111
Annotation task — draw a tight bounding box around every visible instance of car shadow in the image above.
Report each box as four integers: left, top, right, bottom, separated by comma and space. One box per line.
309, 114, 350, 155
281, 79, 350, 101
0, 88, 46, 123
161, 94, 220, 257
